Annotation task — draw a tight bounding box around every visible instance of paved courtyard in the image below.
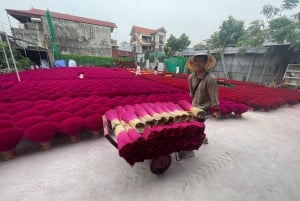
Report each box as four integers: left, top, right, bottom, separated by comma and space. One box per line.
1, 104, 300, 201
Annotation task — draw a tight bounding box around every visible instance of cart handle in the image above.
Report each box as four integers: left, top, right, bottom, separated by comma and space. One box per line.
102, 115, 118, 149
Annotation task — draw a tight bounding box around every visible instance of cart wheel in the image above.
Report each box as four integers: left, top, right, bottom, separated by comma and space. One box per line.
150, 155, 172, 174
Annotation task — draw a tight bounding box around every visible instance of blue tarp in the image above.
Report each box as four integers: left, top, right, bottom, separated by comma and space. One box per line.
54, 60, 67, 67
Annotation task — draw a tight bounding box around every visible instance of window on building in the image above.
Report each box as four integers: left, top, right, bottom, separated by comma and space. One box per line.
159, 35, 164, 44
89, 26, 95, 39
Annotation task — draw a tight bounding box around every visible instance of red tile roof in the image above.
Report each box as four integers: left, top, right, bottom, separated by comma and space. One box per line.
6, 8, 117, 28
131, 26, 156, 35
112, 49, 134, 57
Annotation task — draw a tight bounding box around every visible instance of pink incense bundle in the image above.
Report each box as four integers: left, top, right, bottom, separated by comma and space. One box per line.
124, 105, 135, 113
141, 103, 167, 125
105, 109, 122, 131
13, 109, 42, 120
148, 102, 171, 124
114, 124, 137, 166
23, 122, 58, 150
117, 107, 145, 133
167, 102, 190, 122
143, 124, 171, 141
0, 127, 23, 160
58, 117, 84, 143
172, 122, 206, 152
114, 124, 131, 149
132, 104, 157, 127
15, 116, 47, 129
48, 112, 72, 123
233, 103, 249, 117
160, 102, 184, 122
0, 114, 11, 120
84, 114, 103, 138
115, 106, 126, 115
181, 122, 206, 150
178, 100, 205, 120
0, 120, 14, 129
156, 103, 178, 123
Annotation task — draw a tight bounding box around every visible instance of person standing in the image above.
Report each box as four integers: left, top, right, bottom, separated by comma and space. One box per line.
176, 66, 180, 74
187, 53, 220, 120
135, 63, 141, 76
179, 53, 220, 159
154, 63, 158, 75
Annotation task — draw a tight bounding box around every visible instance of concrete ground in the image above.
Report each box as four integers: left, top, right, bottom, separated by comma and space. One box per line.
0, 104, 300, 201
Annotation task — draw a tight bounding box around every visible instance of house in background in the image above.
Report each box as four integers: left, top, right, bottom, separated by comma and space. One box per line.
111, 41, 134, 58
130, 26, 166, 62
5, 8, 117, 66
118, 41, 132, 52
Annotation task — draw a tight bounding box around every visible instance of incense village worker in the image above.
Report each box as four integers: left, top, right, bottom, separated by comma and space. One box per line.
179, 53, 220, 159
135, 63, 141, 76
154, 63, 158, 75
187, 53, 220, 144
176, 66, 180, 74
187, 53, 220, 120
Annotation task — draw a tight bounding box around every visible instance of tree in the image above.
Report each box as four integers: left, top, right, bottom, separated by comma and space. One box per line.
237, 20, 267, 48
261, 4, 280, 19
210, 31, 221, 49
163, 46, 172, 58
269, 17, 296, 43
208, 16, 245, 79
218, 16, 245, 47
282, 0, 299, 11
262, 0, 299, 19
261, 0, 300, 51
178, 34, 191, 50
165, 33, 191, 56
0, 44, 31, 70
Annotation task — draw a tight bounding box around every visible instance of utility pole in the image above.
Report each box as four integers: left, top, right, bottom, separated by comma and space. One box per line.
0, 34, 10, 70
1, 23, 20, 82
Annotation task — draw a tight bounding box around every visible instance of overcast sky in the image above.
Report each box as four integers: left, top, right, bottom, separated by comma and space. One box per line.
0, 0, 299, 47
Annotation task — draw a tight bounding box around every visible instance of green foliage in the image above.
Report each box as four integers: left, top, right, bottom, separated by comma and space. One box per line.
261, 0, 299, 20
210, 16, 245, 48
0, 47, 31, 70
262, 0, 300, 51
281, 0, 299, 10
178, 34, 191, 50
218, 16, 245, 47
0, 41, 6, 49
45, 9, 60, 60
144, 50, 150, 60
165, 33, 191, 56
269, 17, 296, 43
211, 51, 221, 60
237, 20, 267, 49
210, 32, 221, 49
60, 54, 134, 67
261, 4, 280, 19
163, 46, 172, 58
148, 51, 165, 62
209, 0, 299, 54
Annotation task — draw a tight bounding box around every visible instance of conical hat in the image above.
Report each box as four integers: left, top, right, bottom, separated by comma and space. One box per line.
186, 53, 216, 72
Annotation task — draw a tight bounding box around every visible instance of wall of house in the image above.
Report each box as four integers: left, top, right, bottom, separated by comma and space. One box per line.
207, 45, 299, 84
11, 22, 46, 48
42, 17, 112, 57
213, 51, 298, 84
153, 32, 165, 51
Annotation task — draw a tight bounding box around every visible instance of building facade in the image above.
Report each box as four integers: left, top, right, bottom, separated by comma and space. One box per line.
130, 26, 166, 62
6, 8, 117, 65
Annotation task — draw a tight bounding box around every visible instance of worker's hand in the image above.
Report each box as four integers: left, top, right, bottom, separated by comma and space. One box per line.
213, 111, 221, 120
